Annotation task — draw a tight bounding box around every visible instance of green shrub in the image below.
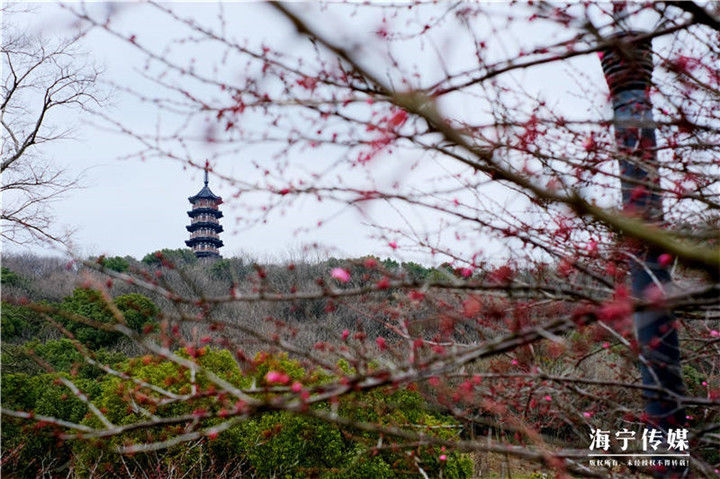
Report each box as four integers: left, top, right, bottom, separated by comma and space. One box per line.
97, 256, 131, 272
683, 364, 708, 398
401, 261, 433, 280
142, 248, 197, 266
1, 372, 101, 477
58, 289, 158, 349
71, 350, 471, 478
231, 411, 347, 478
113, 293, 159, 332
24, 339, 125, 379
1, 267, 26, 287
0, 302, 45, 341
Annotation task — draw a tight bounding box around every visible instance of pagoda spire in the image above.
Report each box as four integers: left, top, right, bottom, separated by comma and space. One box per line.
204, 160, 209, 186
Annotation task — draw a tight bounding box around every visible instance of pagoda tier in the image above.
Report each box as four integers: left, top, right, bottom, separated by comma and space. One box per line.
194, 251, 221, 258
186, 165, 223, 259
187, 208, 223, 218
185, 236, 224, 248
186, 221, 224, 233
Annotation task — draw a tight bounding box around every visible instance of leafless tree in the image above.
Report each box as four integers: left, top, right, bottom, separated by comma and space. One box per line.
1, 21, 101, 245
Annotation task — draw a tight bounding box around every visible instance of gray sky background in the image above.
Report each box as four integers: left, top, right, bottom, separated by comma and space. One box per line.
3, 3, 664, 264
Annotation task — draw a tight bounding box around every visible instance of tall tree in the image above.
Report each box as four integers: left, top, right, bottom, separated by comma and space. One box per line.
1, 20, 101, 245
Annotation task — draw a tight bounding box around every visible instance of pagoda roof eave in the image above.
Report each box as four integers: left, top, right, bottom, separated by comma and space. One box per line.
187, 209, 223, 218
186, 237, 224, 247
188, 185, 221, 202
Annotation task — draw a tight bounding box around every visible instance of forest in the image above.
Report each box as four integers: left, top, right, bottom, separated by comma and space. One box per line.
2, 248, 717, 477
1, 251, 507, 478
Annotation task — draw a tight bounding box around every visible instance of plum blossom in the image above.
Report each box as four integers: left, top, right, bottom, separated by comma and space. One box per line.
265, 370, 290, 384
658, 254, 673, 268
331, 268, 351, 283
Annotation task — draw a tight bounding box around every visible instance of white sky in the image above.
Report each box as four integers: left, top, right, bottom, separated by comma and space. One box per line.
2, 2, 665, 264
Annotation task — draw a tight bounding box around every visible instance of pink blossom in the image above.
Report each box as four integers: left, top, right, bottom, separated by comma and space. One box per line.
644, 285, 666, 305
265, 370, 290, 384
544, 395, 552, 402
388, 241, 398, 249
630, 185, 648, 202
598, 295, 632, 324
408, 290, 425, 301
586, 239, 598, 254
296, 76, 318, 91
387, 109, 408, 128
439, 454, 447, 461
583, 411, 592, 418
291, 381, 303, 392
710, 330, 719, 337
583, 134, 597, 152
341, 329, 350, 340
331, 268, 351, 283
376, 337, 387, 350
459, 267, 473, 278
658, 253, 673, 268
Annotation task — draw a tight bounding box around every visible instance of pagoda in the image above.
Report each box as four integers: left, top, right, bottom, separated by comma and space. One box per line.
185, 163, 224, 258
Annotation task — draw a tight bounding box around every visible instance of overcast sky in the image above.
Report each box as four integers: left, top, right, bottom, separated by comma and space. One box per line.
3, 3, 664, 264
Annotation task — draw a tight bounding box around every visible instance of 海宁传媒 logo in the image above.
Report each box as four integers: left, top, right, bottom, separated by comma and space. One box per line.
587, 427, 690, 468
